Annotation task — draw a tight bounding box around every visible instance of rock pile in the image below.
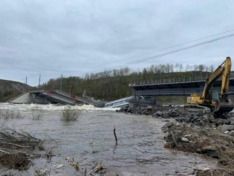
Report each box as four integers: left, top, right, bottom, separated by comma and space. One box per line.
119, 104, 234, 136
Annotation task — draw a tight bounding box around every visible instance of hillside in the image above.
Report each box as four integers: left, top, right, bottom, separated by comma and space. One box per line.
0, 79, 32, 102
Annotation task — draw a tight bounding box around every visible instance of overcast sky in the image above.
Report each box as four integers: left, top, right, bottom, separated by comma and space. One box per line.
1, 0, 234, 85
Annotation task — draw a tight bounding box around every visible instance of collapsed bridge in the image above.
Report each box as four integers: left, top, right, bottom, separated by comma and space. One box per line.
10, 90, 86, 105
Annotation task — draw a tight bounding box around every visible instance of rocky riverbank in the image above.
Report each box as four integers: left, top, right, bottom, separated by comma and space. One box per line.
119, 105, 234, 135
118, 104, 234, 175
162, 122, 234, 176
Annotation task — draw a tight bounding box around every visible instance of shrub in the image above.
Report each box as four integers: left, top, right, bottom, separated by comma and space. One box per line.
31, 109, 43, 120
61, 107, 79, 121
0, 110, 23, 120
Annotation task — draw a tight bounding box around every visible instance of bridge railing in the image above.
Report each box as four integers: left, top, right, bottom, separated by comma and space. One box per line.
129, 76, 234, 87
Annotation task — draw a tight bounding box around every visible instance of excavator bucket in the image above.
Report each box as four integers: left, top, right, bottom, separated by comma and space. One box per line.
213, 99, 234, 117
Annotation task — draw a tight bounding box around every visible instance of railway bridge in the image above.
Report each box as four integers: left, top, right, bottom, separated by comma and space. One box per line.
129, 78, 234, 97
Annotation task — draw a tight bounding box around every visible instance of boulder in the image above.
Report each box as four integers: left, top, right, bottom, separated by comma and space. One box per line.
161, 122, 175, 133
230, 117, 234, 125
181, 137, 189, 143
219, 124, 234, 132
199, 146, 219, 159
229, 130, 234, 137
215, 119, 231, 126
153, 111, 163, 117
167, 109, 180, 117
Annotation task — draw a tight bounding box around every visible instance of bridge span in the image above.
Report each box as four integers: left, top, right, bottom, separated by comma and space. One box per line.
129, 78, 234, 97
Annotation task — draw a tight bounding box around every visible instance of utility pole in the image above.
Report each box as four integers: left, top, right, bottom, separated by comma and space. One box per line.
60, 74, 63, 91
25, 76, 27, 85
38, 74, 41, 88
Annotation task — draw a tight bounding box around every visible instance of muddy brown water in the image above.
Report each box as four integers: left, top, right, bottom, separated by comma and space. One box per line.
0, 104, 216, 176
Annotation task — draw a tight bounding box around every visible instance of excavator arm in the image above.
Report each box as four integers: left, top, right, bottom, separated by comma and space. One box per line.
202, 57, 231, 99
221, 57, 231, 96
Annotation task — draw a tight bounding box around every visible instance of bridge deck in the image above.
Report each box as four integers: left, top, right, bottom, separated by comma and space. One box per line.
130, 78, 234, 96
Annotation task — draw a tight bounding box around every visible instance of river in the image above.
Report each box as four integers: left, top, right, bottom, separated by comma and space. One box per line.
0, 103, 216, 176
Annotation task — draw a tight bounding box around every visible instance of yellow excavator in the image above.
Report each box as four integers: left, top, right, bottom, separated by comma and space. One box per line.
187, 57, 234, 116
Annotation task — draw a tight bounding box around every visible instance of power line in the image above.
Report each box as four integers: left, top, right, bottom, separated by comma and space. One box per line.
128, 32, 234, 64
108, 28, 234, 66
143, 28, 234, 53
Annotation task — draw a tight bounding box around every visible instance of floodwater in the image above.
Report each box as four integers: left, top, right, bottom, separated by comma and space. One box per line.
0, 103, 216, 176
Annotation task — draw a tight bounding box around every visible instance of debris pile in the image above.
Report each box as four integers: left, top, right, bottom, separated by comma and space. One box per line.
119, 104, 190, 116
162, 122, 234, 176
117, 104, 154, 115
0, 128, 44, 170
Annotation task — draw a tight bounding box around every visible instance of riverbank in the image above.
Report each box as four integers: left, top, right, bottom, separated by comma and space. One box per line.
119, 104, 234, 175
162, 122, 234, 176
